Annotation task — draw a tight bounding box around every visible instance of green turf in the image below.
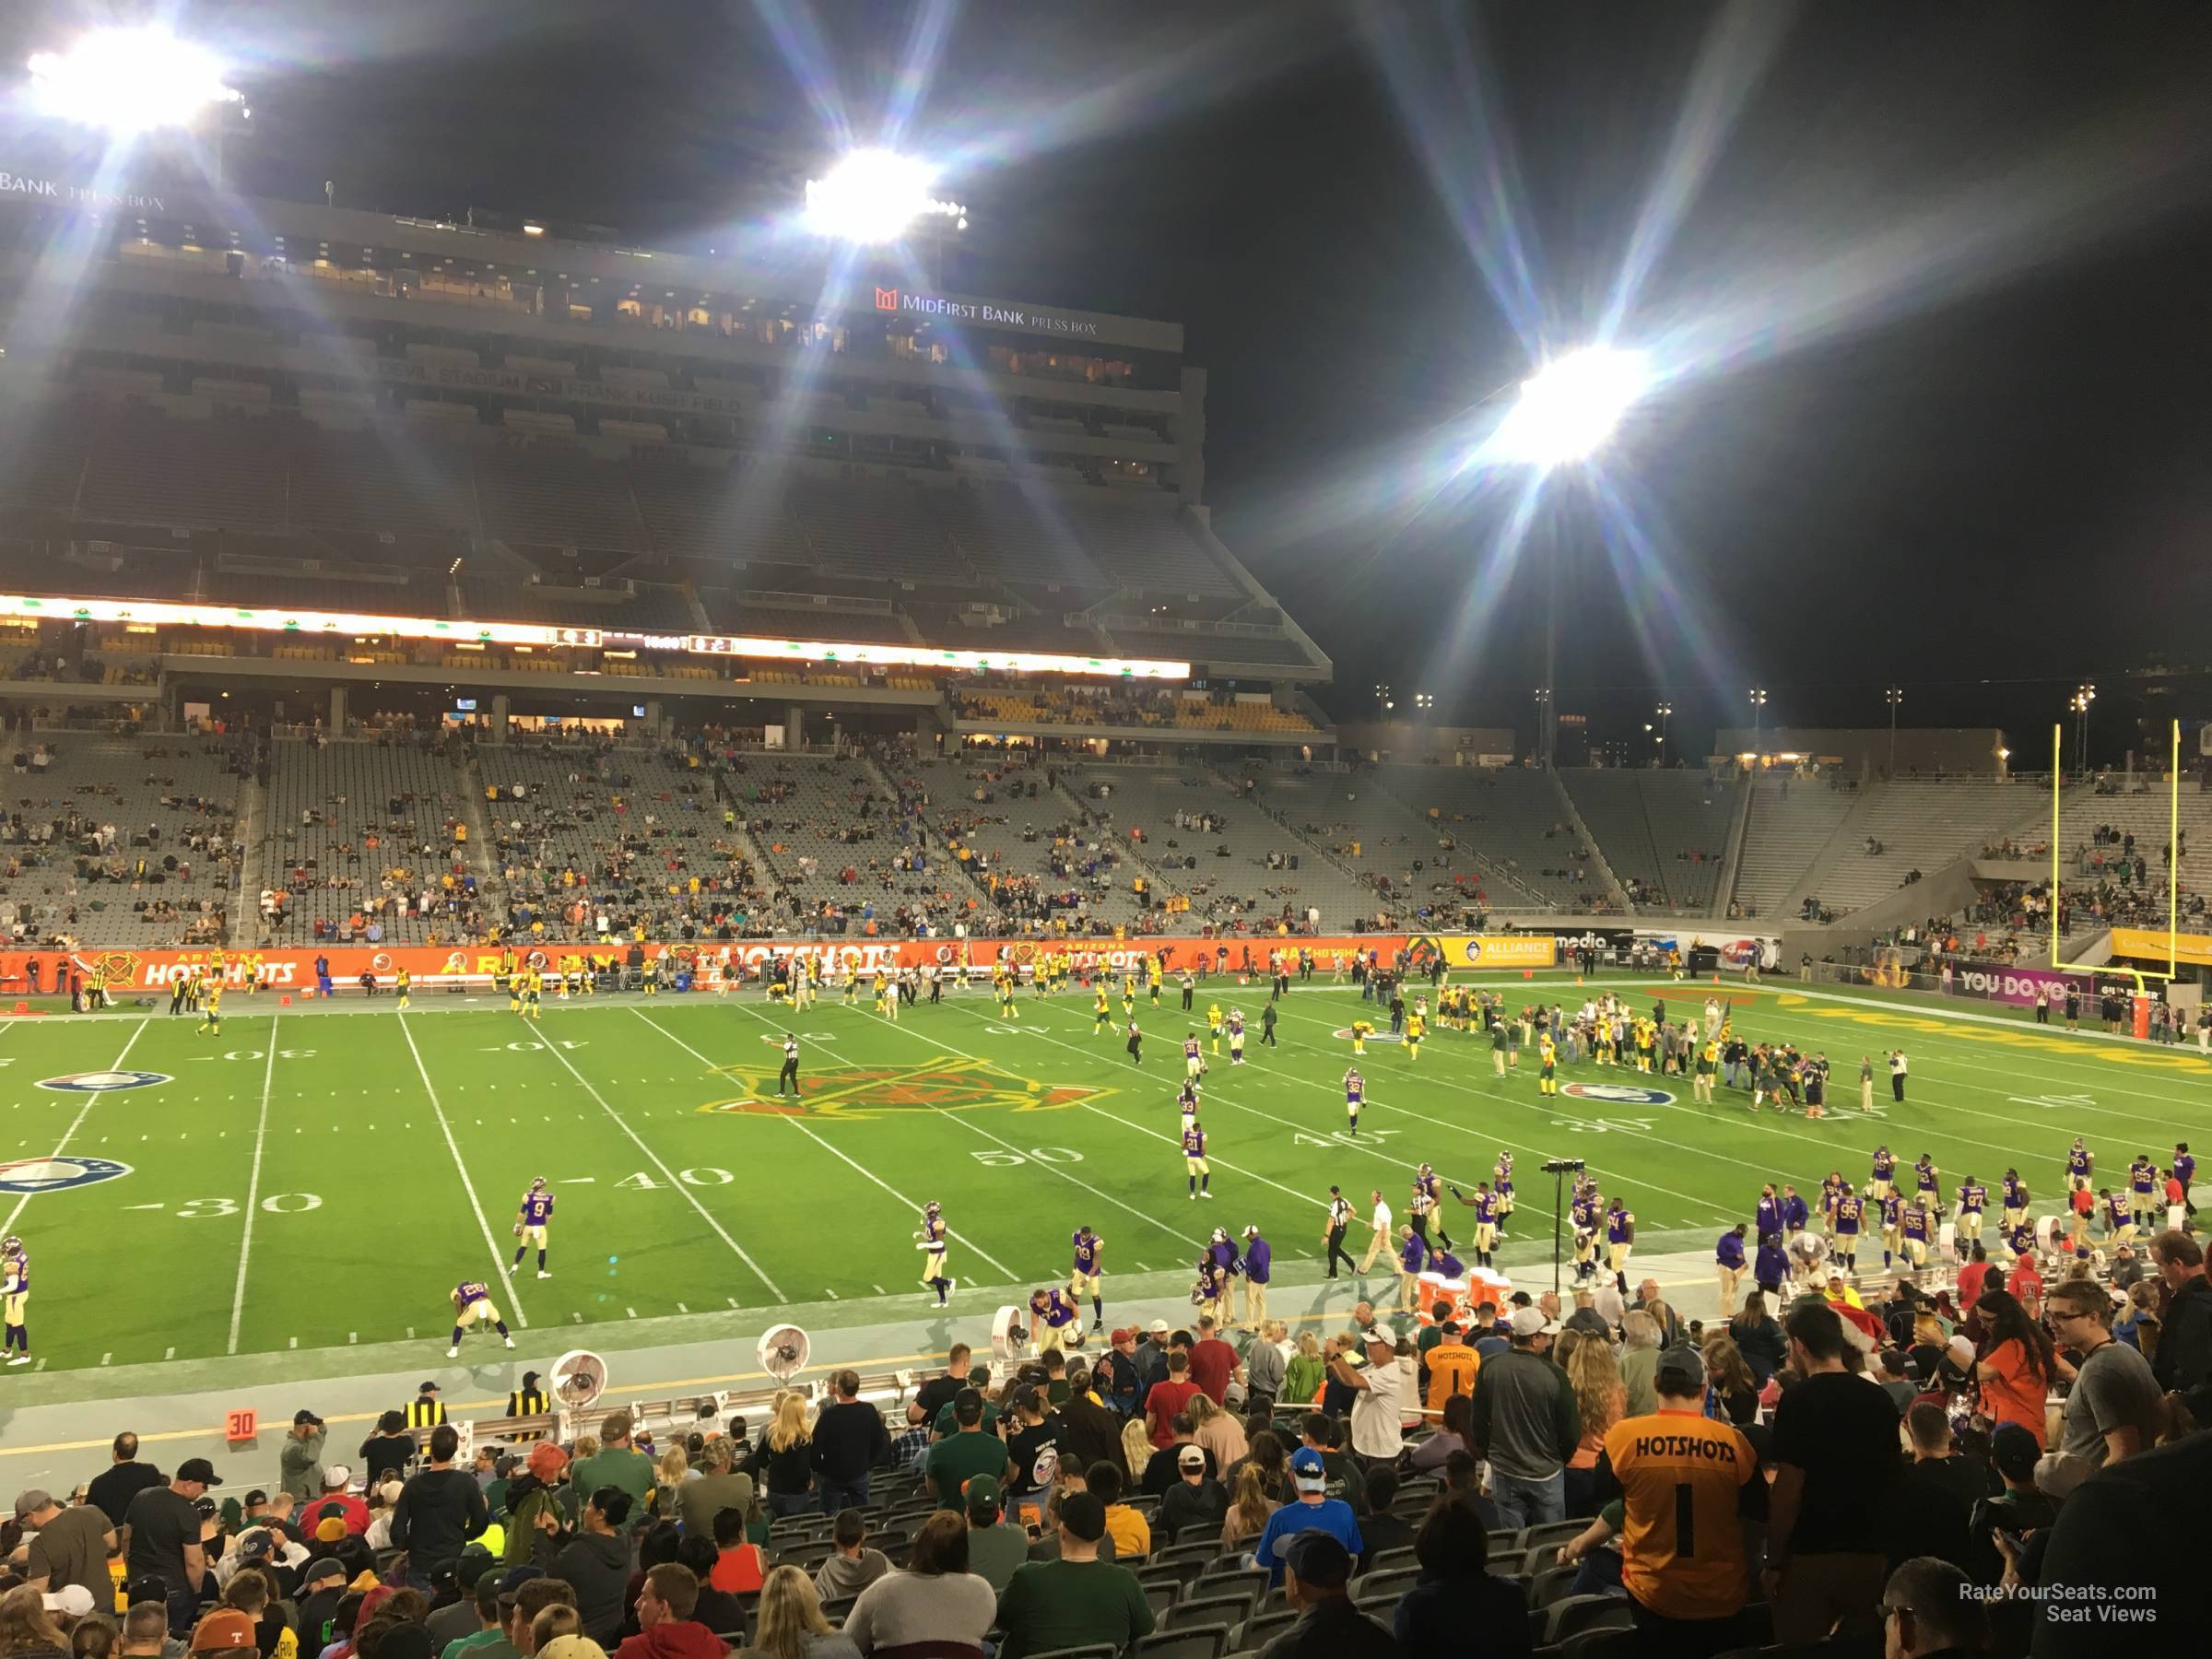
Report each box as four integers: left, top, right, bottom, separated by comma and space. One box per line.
3, 971, 2206, 1382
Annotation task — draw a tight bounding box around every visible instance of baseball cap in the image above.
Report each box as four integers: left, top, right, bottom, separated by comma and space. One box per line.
1653, 1347, 1708, 1394
190, 1611, 259, 1653
13, 1488, 51, 1518
1177, 1444, 1207, 1469
1288, 1447, 1326, 1488
1509, 1307, 1559, 1338
176, 1457, 218, 1485
301, 1559, 347, 1588
418, 1381, 441, 1394
41, 1586, 95, 1618
1147, 1318, 1170, 1335
315, 1515, 348, 1543
1988, 1422, 2041, 1482
1282, 1530, 1354, 1588
1056, 1491, 1105, 1543
293, 1408, 323, 1426
496, 1565, 546, 1604
1109, 1326, 1136, 1345
322, 1465, 351, 1488
1361, 1325, 1394, 1347
963, 1473, 1003, 1519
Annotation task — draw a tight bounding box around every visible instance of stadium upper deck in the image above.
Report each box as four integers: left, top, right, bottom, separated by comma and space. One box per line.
0, 171, 1330, 695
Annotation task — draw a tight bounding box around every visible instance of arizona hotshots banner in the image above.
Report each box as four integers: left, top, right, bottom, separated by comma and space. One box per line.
0, 935, 1432, 997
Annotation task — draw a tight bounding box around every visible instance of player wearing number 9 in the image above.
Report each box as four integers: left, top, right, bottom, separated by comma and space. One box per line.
1598, 1345, 1756, 1634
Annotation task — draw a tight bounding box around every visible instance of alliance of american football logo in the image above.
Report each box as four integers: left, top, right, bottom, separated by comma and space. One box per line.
0, 1155, 134, 1194
1559, 1082, 1676, 1106
700, 1057, 1112, 1121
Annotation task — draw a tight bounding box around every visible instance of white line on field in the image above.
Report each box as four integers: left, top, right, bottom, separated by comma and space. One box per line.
0, 1018, 147, 1238
535, 1013, 783, 1300
228, 1012, 280, 1354
399, 1013, 529, 1329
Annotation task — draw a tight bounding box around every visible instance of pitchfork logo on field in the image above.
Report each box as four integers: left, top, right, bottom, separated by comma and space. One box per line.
0, 1155, 134, 1194
1559, 1081, 1675, 1106
38, 1070, 171, 1093
699, 1057, 1112, 1121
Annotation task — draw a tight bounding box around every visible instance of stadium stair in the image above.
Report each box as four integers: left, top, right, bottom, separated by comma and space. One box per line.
1547, 772, 1632, 914
1784, 778, 2050, 919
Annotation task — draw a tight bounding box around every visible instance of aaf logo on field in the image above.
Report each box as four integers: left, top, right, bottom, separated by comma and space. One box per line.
0, 1155, 133, 1194
700, 1058, 1113, 1121
1559, 1081, 1675, 1106
38, 1070, 171, 1093
1331, 1028, 1406, 1044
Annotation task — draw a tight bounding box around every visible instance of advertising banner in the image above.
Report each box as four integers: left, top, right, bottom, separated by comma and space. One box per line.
0, 935, 1425, 998
1942, 960, 2098, 1007
1406, 934, 1558, 971
2109, 927, 2212, 969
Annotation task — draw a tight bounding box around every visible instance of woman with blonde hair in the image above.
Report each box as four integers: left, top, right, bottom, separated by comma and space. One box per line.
1562, 1335, 1625, 1517
654, 1446, 691, 1518
1184, 1392, 1247, 1469
1282, 1330, 1325, 1406
0, 1586, 68, 1659
1219, 1463, 1273, 1551
1700, 1331, 1760, 1425
751, 1394, 816, 1519
739, 1566, 861, 1659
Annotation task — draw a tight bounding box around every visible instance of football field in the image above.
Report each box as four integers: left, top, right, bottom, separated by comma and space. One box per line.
4, 971, 2207, 1389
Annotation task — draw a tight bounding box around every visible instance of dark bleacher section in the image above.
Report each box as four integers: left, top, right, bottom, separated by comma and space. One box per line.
0, 393, 1315, 675
932, 479, 1110, 589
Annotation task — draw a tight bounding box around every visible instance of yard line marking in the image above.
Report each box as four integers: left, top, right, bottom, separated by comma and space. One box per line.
100, 1352, 110, 1366
398, 1014, 529, 1329
651, 1006, 1026, 1280
288, 1336, 297, 1349
0, 1018, 147, 1237
872, 1285, 884, 1295
348, 1334, 357, 1345
627, 1307, 637, 1318
677, 1302, 689, 1313
535, 1014, 782, 1300
164, 1347, 174, 1360
228, 1012, 281, 1355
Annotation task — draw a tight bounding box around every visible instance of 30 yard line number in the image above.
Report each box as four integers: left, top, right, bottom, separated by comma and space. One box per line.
166, 1194, 324, 1218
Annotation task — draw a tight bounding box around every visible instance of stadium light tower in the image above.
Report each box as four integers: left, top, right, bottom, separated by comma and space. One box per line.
26, 26, 248, 182
2071, 684, 2096, 774
1748, 688, 1769, 756
1492, 346, 1653, 469
804, 148, 967, 246
1654, 701, 1673, 751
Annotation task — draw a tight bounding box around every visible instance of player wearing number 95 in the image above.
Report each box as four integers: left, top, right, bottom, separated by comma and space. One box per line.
512, 1176, 555, 1279
448, 1279, 515, 1359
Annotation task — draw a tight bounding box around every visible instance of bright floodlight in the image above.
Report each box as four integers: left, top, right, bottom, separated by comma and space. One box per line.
804, 148, 964, 244
27, 26, 241, 135
1493, 345, 1653, 467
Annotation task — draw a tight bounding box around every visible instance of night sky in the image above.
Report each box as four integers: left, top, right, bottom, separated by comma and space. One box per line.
6, 1, 2212, 760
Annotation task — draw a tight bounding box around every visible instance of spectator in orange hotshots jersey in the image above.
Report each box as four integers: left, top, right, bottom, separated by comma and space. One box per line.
1594, 1346, 1758, 1656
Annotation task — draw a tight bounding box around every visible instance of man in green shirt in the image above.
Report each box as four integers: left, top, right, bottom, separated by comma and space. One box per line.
994, 1492, 1154, 1659
932, 1367, 1002, 1436
568, 1410, 654, 1524
924, 1389, 1010, 1510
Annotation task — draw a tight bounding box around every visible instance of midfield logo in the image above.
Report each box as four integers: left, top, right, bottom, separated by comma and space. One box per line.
700, 1057, 1112, 1121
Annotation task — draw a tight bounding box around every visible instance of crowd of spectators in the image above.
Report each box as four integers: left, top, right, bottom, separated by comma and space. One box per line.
3, 1218, 2206, 1659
